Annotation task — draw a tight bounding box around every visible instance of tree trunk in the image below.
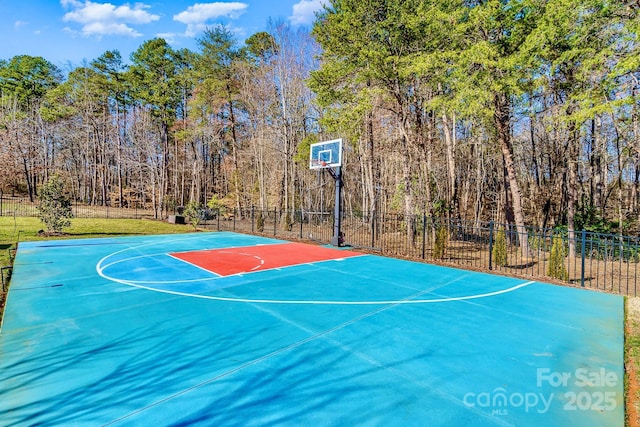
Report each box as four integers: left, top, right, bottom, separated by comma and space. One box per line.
398, 124, 415, 247
442, 111, 457, 215
228, 97, 242, 214
494, 92, 529, 258
367, 108, 377, 217
566, 141, 578, 259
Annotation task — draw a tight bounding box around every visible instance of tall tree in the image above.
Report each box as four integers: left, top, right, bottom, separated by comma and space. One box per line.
91, 50, 129, 206
525, 0, 633, 249
270, 21, 319, 218
312, 0, 432, 245
45, 65, 112, 204
241, 31, 279, 209
450, 0, 550, 256
128, 38, 182, 217
196, 26, 246, 213
0, 55, 62, 201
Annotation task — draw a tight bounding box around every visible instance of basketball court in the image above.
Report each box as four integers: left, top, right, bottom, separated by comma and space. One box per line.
0, 231, 623, 426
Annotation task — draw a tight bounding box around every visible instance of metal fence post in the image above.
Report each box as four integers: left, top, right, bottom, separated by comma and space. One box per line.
488, 221, 495, 271
370, 211, 375, 249
299, 210, 303, 239
581, 229, 586, 288
217, 208, 220, 231
273, 208, 277, 236
251, 206, 255, 233
422, 214, 427, 259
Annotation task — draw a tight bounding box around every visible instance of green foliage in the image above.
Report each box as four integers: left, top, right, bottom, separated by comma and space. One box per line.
296, 134, 319, 165
195, 26, 245, 107
492, 228, 508, 267
390, 183, 405, 212
244, 32, 278, 63
283, 212, 293, 232
547, 234, 569, 281
37, 174, 73, 233
528, 234, 545, 252
432, 199, 450, 218
256, 211, 265, 232
309, 0, 430, 139
207, 195, 224, 210
128, 38, 182, 125
207, 194, 234, 217
0, 55, 62, 109
575, 204, 618, 234
183, 200, 204, 230
433, 226, 448, 259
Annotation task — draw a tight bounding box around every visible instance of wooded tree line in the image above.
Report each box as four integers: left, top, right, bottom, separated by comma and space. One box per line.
0, 1, 639, 239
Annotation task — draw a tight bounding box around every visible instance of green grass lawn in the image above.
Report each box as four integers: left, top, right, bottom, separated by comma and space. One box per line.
0, 217, 195, 267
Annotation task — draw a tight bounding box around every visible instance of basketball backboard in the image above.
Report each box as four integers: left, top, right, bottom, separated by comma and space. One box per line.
310, 139, 342, 170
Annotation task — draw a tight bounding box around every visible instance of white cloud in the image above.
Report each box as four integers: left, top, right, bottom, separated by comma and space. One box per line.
84, 21, 141, 37
289, 0, 324, 26
14, 20, 28, 30
61, 0, 159, 37
174, 2, 247, 37
156, 32, 179, 44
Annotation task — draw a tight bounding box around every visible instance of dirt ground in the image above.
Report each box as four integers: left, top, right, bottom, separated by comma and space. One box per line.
627, 297, 640, 427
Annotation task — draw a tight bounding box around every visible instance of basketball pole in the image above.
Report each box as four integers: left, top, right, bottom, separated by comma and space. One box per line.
310, 138, 344, 247
328, 166, 343, 246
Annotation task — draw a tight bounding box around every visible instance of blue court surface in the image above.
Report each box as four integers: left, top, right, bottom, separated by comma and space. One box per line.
0, 232, 624, 426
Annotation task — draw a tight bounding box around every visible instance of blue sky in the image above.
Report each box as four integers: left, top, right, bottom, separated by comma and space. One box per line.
0, 0, 325, 69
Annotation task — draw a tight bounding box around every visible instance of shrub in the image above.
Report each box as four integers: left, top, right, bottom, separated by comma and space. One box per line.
37, 174, 73, 233
433, 226, 448, 259
183, 200, 204, 230
256, 211, 265, 232
547, 234, 568, 280
492, 227, 508, 267
283, 212, 293, 231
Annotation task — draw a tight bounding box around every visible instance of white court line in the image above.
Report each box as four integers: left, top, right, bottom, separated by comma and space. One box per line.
96, 267, 536, 305
168, 250, 264, 276
98, 243, 362, 285
106, 275, 516, 427
96, 235, 535, 305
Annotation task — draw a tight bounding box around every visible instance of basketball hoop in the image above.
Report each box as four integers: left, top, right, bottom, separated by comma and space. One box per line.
308, 138, 344, 246
309, 139, 342, 170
